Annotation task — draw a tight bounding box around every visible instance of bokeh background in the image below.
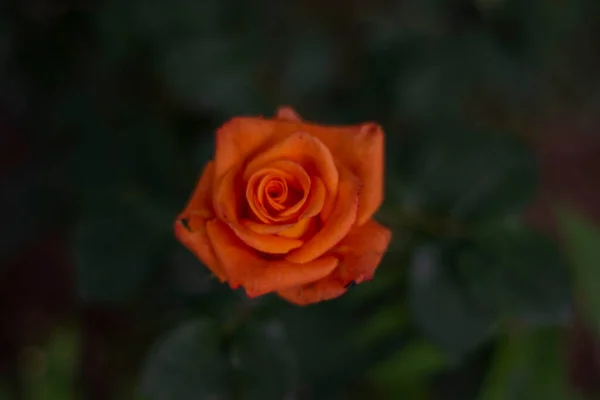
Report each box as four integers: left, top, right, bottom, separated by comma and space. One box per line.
2, 0, 600, 399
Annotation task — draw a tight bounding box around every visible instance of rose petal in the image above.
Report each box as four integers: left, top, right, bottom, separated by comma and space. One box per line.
277, 217, 312, 239
178, 161, 215, 225
333, 218, 392, 283
174, 162, 227, 281
241, 219, 293, 235
243, 131, 338, 214
230, 222, 303, 254
277, 279, 347, 306
302, 121, 384, 226
285, 165, 360, 264
276, 106, 303, 122
245, 160, 311, 223
213, 117, 279, 184
215, 112, 384, 226
214, 167, 304, 254
259, 174, 288, 211
206, 219, 338, 297
297, 176, 326, 219
277, 219, 392, 305
174, 220, 227, 282
348, 123, 385, 225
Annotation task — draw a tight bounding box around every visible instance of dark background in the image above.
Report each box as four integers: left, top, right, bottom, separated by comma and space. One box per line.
2, 0, 600, 399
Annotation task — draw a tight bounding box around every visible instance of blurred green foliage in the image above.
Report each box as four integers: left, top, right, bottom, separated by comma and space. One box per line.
1, 0, 600, 399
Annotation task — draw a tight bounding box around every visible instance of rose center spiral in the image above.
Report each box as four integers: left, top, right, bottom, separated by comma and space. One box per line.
245, 162, 310, 224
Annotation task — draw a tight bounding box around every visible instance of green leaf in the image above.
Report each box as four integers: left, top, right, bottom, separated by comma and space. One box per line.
26, 327, 79, 400
139, 319, 232, 400
74, 203, 169, 303
478, 327, 582, 400
277, 31, 337, 106
394, 32, 536, 124
161, 36, 266, 115
279, 304, 371, 399
352, 304, 408, 348
70, 111, 182, 303
394, 127, 537, 223
370, 339, 446, 380
409, 244, 496, 360
557, 208, 600, 334
367, 340, 446, 399
410, 223, 571, 359
139, 318, 300, 400
0, 169, 54, 264
231, 320, 299, 400
461, 224, 571, 326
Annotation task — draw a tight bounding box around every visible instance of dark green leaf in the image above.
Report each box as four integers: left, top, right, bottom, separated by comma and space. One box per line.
27, 328, 79, 400
409, 221, 571, 361
394, 32, 536, 123
139, 319, 232, 400
161, 36, 265, 115
231, 320, 299, 400
277, 32, 337, 106
409, 244, 496, 360
368, 339, 446, 383
461, 224, 571, 326
394, 127, 537, 223
478, 328, 581, 400
557, 208, 600, 334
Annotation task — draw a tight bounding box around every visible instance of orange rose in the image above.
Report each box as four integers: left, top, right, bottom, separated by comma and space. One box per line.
174, 107, 391, 305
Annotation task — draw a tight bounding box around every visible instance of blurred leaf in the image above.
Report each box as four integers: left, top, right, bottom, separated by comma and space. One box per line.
135, 0, 224, 40
231, 320, 299, 400
70, 111, 182, 303
27, 327, 79, 400
409, 244, 496, 360
367, 340, 446, 399
277, 31, 337, 106
280, 304, 371, 400
557, 208, 600, 334
0, 17, 11, 69
394, 32, 536, 124
0, 384, 11, 400
140, 319, 232, 400
74, 201, 171, 303
0, 169, 53, 264
394, 127, 537, 223
70, 114, 183, 204
140, 318, 299, 400
410, 222, 571, 360
161, 36, 265, 115
495, 0, 586, 61
353, 304, 408, 348
461, 224, 571, 326
478, 327, 581, 400
94, 0, 224, 63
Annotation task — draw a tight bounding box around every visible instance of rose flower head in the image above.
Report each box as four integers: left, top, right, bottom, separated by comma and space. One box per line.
174, 107, 391, 305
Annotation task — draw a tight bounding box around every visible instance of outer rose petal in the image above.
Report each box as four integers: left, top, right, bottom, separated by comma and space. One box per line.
174, 162, 227, 281
276, 106, 302, 122
333, 219, 392, 283
285, 165, 360, 264
278, 280, 347, 306
276, 107, 384, 226
277, 219, 392, 305
206, 219, 338, 297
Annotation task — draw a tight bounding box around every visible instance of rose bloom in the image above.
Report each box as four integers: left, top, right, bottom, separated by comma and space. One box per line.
174, 107, 391, 305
